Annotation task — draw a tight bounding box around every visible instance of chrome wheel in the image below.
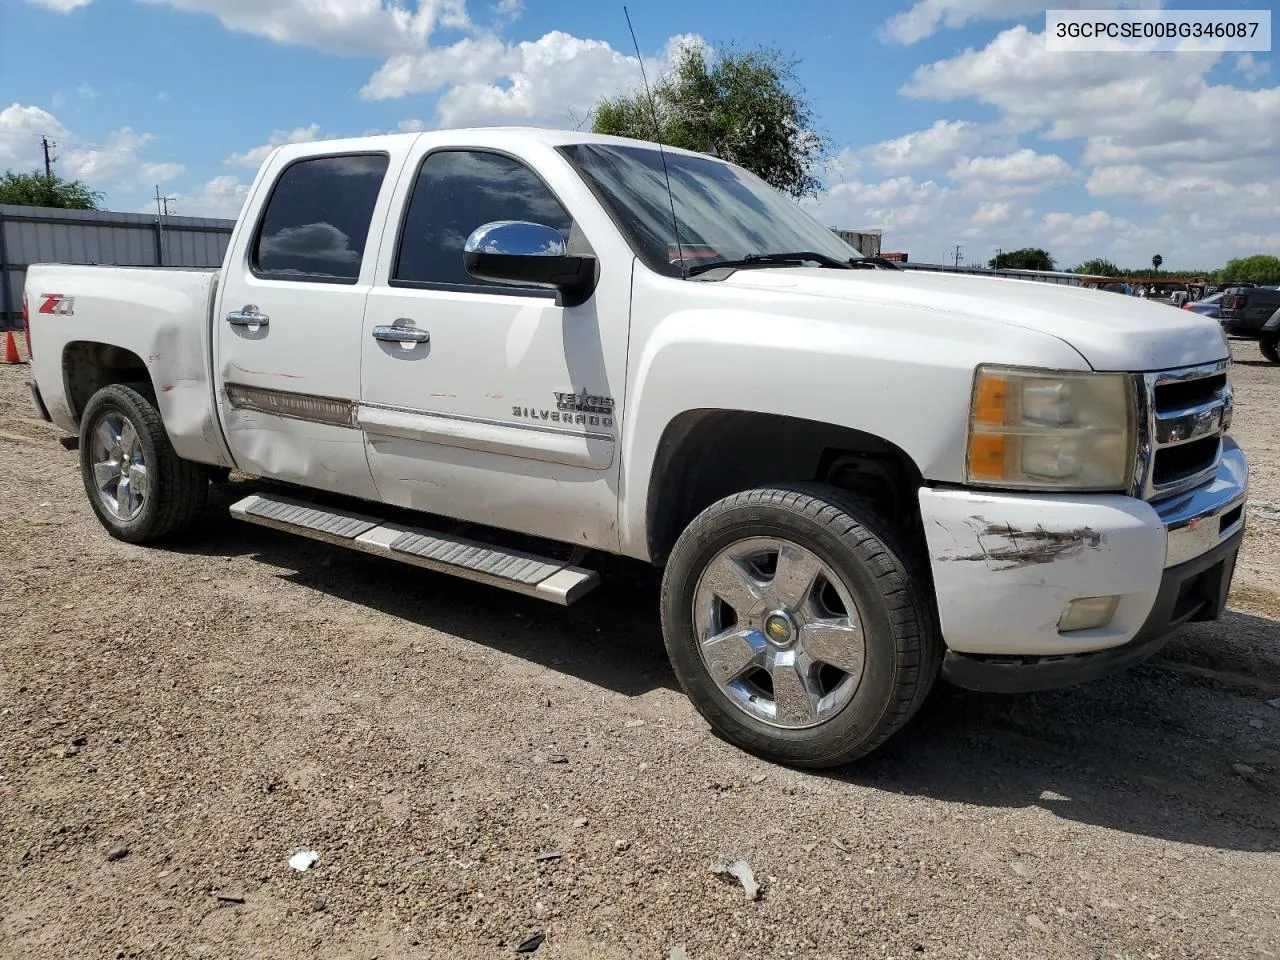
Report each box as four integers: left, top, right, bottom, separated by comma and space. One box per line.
89, 411, 147, 521
692, 537, 866, 729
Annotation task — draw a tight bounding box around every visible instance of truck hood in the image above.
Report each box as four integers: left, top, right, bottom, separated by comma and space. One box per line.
717, 268, 1229, 372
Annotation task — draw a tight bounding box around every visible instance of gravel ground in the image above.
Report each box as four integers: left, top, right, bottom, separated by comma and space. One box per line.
1, 338, 1277, 960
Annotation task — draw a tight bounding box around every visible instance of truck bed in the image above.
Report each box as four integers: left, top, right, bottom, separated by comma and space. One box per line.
24, 262, 233, 469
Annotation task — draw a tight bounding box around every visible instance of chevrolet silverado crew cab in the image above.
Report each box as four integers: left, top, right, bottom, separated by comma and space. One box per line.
23, 128, 1247, 768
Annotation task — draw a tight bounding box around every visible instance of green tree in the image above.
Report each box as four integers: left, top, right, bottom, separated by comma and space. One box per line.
592, 43, 828, 197
989, 248, 1056, 271
1151, 254, 1163, 272
0, 170, 104, 210
1218, 254, 1280, 285
1073, 257, 1121, 276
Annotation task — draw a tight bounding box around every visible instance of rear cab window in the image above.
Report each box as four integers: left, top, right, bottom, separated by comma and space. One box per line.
252, 154, 390, 283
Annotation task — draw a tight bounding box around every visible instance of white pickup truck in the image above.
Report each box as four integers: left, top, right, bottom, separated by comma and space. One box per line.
23, 127, 1247, 767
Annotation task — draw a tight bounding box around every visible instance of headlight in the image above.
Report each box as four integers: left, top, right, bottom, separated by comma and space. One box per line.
966, 365, 1135, 491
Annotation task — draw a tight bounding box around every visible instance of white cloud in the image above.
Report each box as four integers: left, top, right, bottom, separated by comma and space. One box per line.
1237, 54, 1271, 83
492, 0, 522, 24
0, 103, 68, 167
881, 0, 1161, 44
76, 83, 97, 99
890, 24, 1280, 266
130, 0, 469, 58
225, 123, 321, 168
63, 128, 185, 187
860, 120, 989, 173
27, 0, 93, 10
361, 34, 515, 101
949, 149, 1076, 196
166, 175, 251, 219
364, 29, 703, 131
972, 200, 1014, 226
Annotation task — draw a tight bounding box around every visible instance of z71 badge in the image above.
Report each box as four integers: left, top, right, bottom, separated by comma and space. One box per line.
38, 293, 75, 316
513, 388, 615, 429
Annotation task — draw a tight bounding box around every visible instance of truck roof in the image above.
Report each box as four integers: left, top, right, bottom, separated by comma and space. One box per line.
269, 126, 724, 164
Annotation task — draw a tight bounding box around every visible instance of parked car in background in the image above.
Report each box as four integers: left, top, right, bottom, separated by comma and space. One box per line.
1184, 292, 1224, 319
1220, 286, 1280, 362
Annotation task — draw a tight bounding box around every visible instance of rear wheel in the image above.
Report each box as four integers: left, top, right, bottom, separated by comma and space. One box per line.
79, 382, 209, 543
1260, 338, 1280, 364
660, 484, 941, 768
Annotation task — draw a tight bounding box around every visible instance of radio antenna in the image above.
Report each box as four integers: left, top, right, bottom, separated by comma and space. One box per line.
623, 6, 686, 277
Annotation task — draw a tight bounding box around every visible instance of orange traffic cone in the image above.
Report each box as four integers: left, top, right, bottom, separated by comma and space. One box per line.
2, 330, 20, 365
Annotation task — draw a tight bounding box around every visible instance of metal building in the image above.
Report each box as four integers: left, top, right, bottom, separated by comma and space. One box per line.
0, 204, 235, 328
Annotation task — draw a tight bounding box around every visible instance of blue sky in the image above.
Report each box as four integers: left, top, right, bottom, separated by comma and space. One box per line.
1, 0, 1275, 268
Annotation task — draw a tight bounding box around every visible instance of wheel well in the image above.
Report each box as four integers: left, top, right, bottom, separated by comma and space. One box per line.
646, 410, 925, 565
63, 341, 151, 425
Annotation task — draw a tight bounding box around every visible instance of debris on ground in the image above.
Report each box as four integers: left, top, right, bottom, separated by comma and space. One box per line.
515, 932, 545, 953
624, 719, 646, 728
613, 839, 631, 853
397, 855, 430, 870
534, 851, 563, 862
711, 859, 761, 901
105, 844, 129, 862
214, 891, 245, 905
1025, 915, 1049, 934
288, 850, 318, 871
1232, 763, 1258, 776
668, 945, 688, 960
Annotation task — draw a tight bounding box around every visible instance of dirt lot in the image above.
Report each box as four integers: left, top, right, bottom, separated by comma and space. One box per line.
1, 339, 1277, 960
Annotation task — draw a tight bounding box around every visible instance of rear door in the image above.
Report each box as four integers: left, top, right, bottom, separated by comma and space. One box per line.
214, 142, 412, 500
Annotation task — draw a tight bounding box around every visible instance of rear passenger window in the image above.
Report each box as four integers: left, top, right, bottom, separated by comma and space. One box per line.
394, 150, 576, 291
253, 154, 389, 283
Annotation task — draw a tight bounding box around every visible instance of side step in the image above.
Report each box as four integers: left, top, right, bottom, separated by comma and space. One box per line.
229, 492, 599, 606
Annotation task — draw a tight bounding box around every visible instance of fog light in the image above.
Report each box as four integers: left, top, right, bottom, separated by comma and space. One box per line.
1058, 596, 1119, 632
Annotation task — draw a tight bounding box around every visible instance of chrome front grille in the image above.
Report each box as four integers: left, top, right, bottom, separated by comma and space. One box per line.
1134, 359, 1233, 501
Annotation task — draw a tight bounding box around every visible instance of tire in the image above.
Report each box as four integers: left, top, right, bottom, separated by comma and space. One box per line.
79, 382, 209, 543
1260, 338, 1280, 364
660, 484, 941, 768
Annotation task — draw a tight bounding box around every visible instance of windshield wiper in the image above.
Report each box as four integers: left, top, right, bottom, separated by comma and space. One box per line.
848, 256, 901, 270
687, 251, 849, 277
687, 251, 899, 278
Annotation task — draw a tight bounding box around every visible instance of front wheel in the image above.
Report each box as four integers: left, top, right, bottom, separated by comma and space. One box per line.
79, 382, 209, 543
1260, 338, 1280, 364
660, 484, 941, 768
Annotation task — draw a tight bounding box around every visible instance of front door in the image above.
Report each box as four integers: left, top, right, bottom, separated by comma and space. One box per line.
214, 147, 410, 501
359, 139, 632, 549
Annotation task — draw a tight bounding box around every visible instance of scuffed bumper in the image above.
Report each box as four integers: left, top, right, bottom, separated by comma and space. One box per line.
921, 439, 1246, 688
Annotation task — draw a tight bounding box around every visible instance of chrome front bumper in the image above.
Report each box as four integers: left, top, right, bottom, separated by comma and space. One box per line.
1155, 435, 1247, 567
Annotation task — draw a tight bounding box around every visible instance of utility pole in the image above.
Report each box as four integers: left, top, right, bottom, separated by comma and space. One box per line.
952, 243, 964, 268
41, 136, 57, 178
154, 184, 175, 217
153, 185, 176, 267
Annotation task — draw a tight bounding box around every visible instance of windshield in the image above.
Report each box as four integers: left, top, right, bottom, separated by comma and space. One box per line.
559, 142, 860, 275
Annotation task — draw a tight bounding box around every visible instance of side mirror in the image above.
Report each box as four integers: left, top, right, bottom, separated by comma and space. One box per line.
463, 221, 597, 308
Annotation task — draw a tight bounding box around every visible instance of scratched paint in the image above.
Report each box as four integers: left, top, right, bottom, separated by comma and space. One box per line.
938, 520, 1104, 569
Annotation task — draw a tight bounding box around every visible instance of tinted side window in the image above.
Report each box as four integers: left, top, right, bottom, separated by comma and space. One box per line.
253, 154, 389, 283
394, 150, 574, 289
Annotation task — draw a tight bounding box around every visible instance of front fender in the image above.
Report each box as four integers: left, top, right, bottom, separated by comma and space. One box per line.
617, 272, 1091, 560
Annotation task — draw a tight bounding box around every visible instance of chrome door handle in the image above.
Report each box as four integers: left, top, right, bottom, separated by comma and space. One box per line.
227, 305, 270, 327
373, 322, 430, 344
